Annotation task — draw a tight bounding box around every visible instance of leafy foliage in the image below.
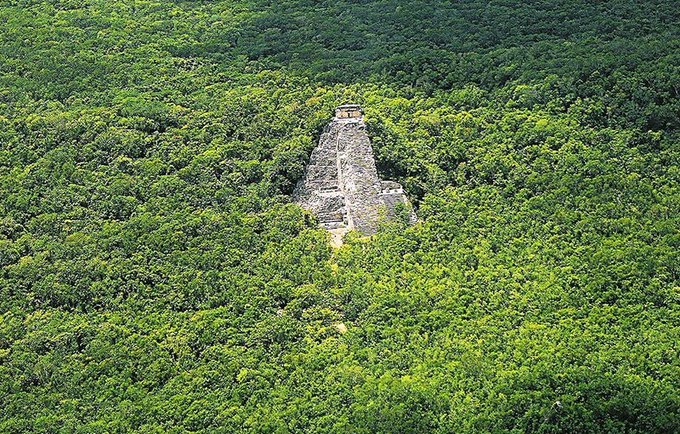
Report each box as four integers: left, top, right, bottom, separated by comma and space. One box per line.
0, 0, 679, 432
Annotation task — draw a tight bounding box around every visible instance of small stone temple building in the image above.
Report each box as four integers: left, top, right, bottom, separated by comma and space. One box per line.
293, 104, 416, 244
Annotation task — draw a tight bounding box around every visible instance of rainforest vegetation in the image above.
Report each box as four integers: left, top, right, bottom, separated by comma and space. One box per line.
1, 0, 679, 432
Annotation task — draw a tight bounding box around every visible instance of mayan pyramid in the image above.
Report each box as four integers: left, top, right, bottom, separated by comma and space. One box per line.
293, 104, 416, 244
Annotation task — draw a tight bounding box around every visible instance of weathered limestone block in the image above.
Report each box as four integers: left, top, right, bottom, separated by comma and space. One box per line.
293, 105, 416, 241
379, 181, 418, 224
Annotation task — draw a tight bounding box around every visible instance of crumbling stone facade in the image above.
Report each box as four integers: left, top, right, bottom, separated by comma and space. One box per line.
335, 104, 363, 119
294, 105, 416, 243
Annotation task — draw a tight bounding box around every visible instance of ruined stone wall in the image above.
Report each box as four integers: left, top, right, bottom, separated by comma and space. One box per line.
293, 108, 416, 240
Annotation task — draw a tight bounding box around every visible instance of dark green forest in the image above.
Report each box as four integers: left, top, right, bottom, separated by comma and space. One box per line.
1, 0, 679, 432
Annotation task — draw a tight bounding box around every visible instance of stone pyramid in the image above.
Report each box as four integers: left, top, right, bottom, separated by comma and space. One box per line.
293, 105, 416, 243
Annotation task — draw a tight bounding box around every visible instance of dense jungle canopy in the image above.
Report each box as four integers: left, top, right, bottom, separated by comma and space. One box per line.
0, 0, 679, 432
